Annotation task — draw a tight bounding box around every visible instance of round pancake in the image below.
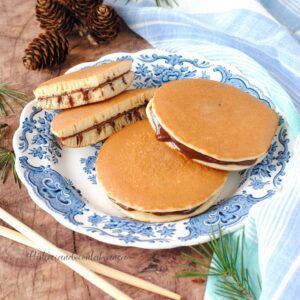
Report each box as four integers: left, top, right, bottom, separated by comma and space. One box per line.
96, 120, 227, 221
110, 192, 220, 222
148, 79, 278, 167
55, 106, 147, 148
51, 88, 155, 136
34, 60, 132, 98
34, 60, 133, 110
51, 88, 155, 148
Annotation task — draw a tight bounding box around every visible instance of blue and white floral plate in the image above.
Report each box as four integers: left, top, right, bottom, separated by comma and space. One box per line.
13, 50, 291, 249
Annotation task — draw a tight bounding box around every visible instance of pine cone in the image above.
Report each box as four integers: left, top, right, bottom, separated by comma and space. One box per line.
36, 0, 76, 35
63, 0, 103, 20
86, 4, 120, 44
23, 31, 69, 70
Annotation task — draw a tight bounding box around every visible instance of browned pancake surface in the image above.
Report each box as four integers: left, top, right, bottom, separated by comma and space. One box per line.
96, 120, 227, 212
153, 79, 278, 160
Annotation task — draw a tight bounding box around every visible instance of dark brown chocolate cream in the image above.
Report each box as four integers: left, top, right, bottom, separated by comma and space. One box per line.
111, 198, 203, 216
38, 71, 130, 102
57, 103, 147, 144
149, 111, 257, 166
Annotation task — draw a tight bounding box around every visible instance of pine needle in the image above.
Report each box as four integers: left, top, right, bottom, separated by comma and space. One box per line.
0, 82, 27, 116
178, 225, 259, 300
0, 147, 21, 188
0, 123, 9, 139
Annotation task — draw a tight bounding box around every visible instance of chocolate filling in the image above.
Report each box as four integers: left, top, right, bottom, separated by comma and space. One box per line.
57, 103, 147, 145
149, 111, 257, 166
38, 71, 131, 103
110, 198, 203, 216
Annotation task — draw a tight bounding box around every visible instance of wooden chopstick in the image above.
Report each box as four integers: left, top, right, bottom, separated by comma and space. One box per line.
0, 207, 132, 300
0, 213, 181, 299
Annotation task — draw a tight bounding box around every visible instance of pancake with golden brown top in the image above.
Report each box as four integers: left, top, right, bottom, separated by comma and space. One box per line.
146, 79, 278, 171
96, 120, 228, 222
34, 60, 134, 110
51, 88, 156, 148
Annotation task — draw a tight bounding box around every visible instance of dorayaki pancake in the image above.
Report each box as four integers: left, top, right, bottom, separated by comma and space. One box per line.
147, 79, 279, 171
51, 88, 156, 148
96, 120, 228, 222
34, 60, 134, 110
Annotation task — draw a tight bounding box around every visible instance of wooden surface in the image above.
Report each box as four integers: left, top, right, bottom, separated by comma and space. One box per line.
0, 1, 207, 299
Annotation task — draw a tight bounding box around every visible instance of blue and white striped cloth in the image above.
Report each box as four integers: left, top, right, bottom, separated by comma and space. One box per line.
105, 0, 300, 299
246, 137, 300, 300
107, 0, 300, 114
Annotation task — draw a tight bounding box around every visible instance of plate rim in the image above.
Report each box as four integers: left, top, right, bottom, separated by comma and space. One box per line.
13, 49, 291, 249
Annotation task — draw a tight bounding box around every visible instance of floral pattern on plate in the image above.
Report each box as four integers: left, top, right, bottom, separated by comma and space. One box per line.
13, 50, 291, 248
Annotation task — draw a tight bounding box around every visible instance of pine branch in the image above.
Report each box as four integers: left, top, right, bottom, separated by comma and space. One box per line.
0, 82, 28, 116
0, 82, 26, 188
0, 147, 21, 188
178, 226, 260, 300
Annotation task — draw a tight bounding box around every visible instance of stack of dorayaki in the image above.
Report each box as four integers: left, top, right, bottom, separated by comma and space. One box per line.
34, 60, 278, 222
